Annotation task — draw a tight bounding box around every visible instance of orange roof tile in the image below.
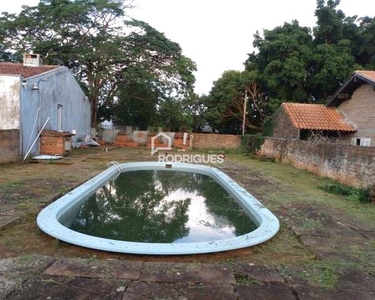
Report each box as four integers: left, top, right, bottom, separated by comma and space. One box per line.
355, 70, 375, 83
282, 103, 356, 132
0, 63, 60, 78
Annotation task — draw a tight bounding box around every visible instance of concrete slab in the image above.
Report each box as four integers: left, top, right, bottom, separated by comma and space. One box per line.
6, 276, 127, 300
185, 283, 236, 300
299, 235, 360, 262
236, 284, 295, 300
140, 262, 236, 284
44, 258, 142, 280
0, 216, 19, 231
0, 276, 22, 300
233, 264, 285, 285
336, 269, 375, 291
0, 255, 54, 275
295, 286, 375, 300
123, 282, 185, 300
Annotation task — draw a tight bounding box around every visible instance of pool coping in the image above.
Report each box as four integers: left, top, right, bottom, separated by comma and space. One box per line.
37, 162, 280, 255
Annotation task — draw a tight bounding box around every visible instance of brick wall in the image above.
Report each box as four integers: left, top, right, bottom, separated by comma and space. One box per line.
272, 108, 300, 139
192, 133, 241, 149
259, 137, 375, 187
338, 83, 375, 146
0, 130, 20, 164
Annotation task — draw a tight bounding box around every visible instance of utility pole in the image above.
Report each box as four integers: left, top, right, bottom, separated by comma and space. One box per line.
242, 90, 248, 136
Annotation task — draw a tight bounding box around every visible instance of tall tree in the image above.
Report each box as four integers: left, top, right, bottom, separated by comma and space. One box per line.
204, 70, 266, 134
245, 21, 314, 105
310, 0, 358, 100
356, 17, 375, 69
0, 0, 196, 127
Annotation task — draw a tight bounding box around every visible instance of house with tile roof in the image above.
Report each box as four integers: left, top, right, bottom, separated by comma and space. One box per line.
326, 70, 375, 147
272, 70, 375, 147
0, 54, 90, 163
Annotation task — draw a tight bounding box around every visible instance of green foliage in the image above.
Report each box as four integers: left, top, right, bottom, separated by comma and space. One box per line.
241, 135, 265, 155
204, 70, 267, 134
207, 0, 375, 134
247, 21, 314, 103
319, 183, 370, 203
155, 100, 193, 132
182, 93, 207, 132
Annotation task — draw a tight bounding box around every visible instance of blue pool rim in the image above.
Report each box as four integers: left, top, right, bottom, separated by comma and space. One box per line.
37, 162, 280, 255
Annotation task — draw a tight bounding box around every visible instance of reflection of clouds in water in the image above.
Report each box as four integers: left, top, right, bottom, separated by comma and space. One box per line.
67, 170, 256, 243
154, 189, 237, 243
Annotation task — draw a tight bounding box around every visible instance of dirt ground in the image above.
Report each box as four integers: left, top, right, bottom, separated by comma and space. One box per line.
0, 147, 374, 299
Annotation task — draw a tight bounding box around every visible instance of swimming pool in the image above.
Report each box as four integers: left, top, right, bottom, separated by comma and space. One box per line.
37, 162, 279, 255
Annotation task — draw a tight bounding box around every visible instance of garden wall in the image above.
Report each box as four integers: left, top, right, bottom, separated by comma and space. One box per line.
0, 130, 20, 164
192, 133, 241, 149
258, 138, 375, 187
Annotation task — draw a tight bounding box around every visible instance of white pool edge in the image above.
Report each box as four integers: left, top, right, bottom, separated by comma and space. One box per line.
37, 162, 280, 255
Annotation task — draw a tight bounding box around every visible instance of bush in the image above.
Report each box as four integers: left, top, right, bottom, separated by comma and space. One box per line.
241, 134, 265, 155
319, 183, 370, 203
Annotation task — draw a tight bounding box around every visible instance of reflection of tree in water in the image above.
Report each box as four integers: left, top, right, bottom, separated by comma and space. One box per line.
196, 176, 258, 235
69, 171, 190, 243
151, 170, 203, 195
68, 170, 257, 243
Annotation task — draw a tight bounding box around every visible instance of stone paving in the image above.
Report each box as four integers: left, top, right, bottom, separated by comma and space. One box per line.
2, 257, 375, 299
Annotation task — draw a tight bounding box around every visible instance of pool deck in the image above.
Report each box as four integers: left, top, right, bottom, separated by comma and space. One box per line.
0, 147, 374, 299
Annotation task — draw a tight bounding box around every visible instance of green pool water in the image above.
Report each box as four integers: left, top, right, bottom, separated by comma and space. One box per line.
61, 170, 258, 243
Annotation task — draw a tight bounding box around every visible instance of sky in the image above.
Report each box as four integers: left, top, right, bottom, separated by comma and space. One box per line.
1, 0, 374, 95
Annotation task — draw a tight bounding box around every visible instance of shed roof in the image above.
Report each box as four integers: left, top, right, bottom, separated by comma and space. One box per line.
327, 70, 375, 107
282, 103, 356, 132
0, 63, 60, 78
355, 70, 375, 82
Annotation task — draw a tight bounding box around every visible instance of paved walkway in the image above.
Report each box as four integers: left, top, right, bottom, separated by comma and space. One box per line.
1, 256, 375, 299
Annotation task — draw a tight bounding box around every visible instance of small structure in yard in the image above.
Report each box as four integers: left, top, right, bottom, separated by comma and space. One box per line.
272, 103, 356, 140
272, 70, 375, 146
0, 53, 90, 163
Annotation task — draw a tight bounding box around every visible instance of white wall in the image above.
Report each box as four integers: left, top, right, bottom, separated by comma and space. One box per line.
0, 75, 20, 130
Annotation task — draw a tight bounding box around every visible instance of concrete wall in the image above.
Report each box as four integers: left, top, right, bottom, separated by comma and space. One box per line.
192, 133, 241, 149
338, 84, 375, 146
0, 130, 20, 163
0, 75, 20, 130
259, 138, 375, 187
0, 75, 21, 163
20, 67, 90, 156
272, 108, 300, 139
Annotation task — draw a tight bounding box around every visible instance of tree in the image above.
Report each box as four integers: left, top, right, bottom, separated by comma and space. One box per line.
356, 17, 375, 69
0, 0, 196, 127
310, 0, 358, 100
156, 100, 193, 132
182, 93, 208, 132
204, 70, 267, 134
205, 0, 372, 133
245, 21, 314, 104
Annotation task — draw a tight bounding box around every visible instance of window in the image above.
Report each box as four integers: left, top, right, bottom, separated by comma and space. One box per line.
351, 137, 371, 147
57, 104, 63, 131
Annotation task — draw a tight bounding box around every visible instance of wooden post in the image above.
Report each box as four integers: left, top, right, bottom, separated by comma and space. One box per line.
242, 91, 248, 136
